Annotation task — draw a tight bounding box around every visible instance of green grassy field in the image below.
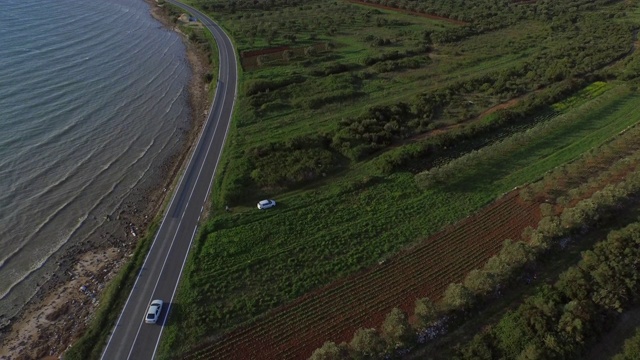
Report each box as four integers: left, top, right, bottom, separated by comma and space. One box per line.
234, 19, 549, 150
155, 0, 640, 356
159, 81, 640, 355
418, 84, 639, 191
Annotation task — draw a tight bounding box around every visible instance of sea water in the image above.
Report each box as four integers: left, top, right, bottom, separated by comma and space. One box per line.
0, 0, 192, 321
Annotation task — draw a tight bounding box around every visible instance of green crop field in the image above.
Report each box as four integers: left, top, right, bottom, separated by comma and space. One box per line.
418, 84, 640, 191
160, 80, 640, 355
152, 0, 640, 358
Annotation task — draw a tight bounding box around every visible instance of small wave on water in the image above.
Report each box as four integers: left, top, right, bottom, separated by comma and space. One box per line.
0, 0, 192, 319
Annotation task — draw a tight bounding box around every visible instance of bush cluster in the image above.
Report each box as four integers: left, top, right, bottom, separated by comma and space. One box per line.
414, 84, 624, 189
247, 134, 339, 189
244, 75, 306, 97
459, 219, 640, 359
363, 50, 418, 66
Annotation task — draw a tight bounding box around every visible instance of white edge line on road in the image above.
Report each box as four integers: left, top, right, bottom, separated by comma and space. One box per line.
100, 1, 238, 358
150, 7, 239, 358
151, 225, 198, 357
127, 32, 227, 359
100, 3, 229, 358
151, 41, 232, 360
128, 60, 228, 359
126, 212, 187, 360
129, 42, 229, 359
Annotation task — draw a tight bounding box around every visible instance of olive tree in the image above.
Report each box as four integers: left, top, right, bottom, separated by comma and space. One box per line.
381, 308, 414, 349
309, 341, 349, 360
349, 328, 386, 360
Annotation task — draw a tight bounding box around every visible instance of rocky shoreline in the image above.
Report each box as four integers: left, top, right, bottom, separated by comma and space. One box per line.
0, 1, 212, 358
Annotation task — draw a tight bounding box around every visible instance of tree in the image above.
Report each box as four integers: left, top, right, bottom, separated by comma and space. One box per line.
414, 297, 437, 330
614, 328, 640, 360
498, 240, 534, 269
539, 203, 554, 217
464, 269, 498, 297
267, 28, 279, 45
557, 300, 596, 346
256, 55, 267, 67
441, 283, 474, 312
381, 308, 414, 349
560, 199, 597, 230
349, 328, 386, 360
283, 33, 297, 43
516, 343, 544, 360
460, 332, 495, 360
555, 267, 592, 301
536, 216, 563, 238
519, 286, 562, 337
309, 341, 349, 360
494, 311, 535, 358
484, 255, 510, 283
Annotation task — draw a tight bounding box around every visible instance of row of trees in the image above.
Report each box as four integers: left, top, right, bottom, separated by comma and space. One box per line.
309, 307, 422, 360
213, 0, 636, 200
458, 219, 640, 359
414, 85, 629, 189
308, 157, 640, 359
520, 123, 640, 204
233, 77, 589, 201
331, 9, 630, 158
373, 79, 587, 175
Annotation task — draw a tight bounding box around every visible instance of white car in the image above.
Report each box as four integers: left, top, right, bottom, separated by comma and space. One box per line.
257, 199, 276, 210
145, 299, 163, 324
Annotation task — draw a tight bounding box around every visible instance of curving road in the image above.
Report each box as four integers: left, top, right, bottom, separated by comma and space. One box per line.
100, 1, 237, 359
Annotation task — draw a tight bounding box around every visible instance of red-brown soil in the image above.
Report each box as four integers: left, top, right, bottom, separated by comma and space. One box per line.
183, 190, 541, 360
348, 0, 469, 26
182, 143, 640, 360
241, 46, 291, 58
241, 43, 328, 70
477, 96, 522, 119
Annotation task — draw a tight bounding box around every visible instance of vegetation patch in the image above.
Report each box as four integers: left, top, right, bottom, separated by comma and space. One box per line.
162, 83, 640, 358
162, 0, 640, 357
180, 191, 541, 360
348, 0, 469, 26
247, 135, 342, 189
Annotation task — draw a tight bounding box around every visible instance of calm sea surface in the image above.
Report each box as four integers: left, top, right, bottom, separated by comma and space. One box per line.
0, 0, 191, 320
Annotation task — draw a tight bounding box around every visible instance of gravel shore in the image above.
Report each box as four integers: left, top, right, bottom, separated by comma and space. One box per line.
0, 2, 212, 358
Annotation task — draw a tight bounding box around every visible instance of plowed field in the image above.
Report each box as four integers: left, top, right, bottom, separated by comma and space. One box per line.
183, 190, 541, 360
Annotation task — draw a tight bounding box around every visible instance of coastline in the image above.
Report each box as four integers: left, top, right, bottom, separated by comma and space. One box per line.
0, 1, 212, 358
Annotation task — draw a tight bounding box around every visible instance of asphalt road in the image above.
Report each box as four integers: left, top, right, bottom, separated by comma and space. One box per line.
100, 2, 237, 359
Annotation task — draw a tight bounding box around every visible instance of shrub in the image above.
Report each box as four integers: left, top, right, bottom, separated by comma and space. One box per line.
243, 75, 306, 97
309, 341, 350, 360
349, 328, 386, 360
381, 308, 414, 349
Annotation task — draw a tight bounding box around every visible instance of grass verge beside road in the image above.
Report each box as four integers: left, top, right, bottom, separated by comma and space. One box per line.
65, 222, 158, 360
